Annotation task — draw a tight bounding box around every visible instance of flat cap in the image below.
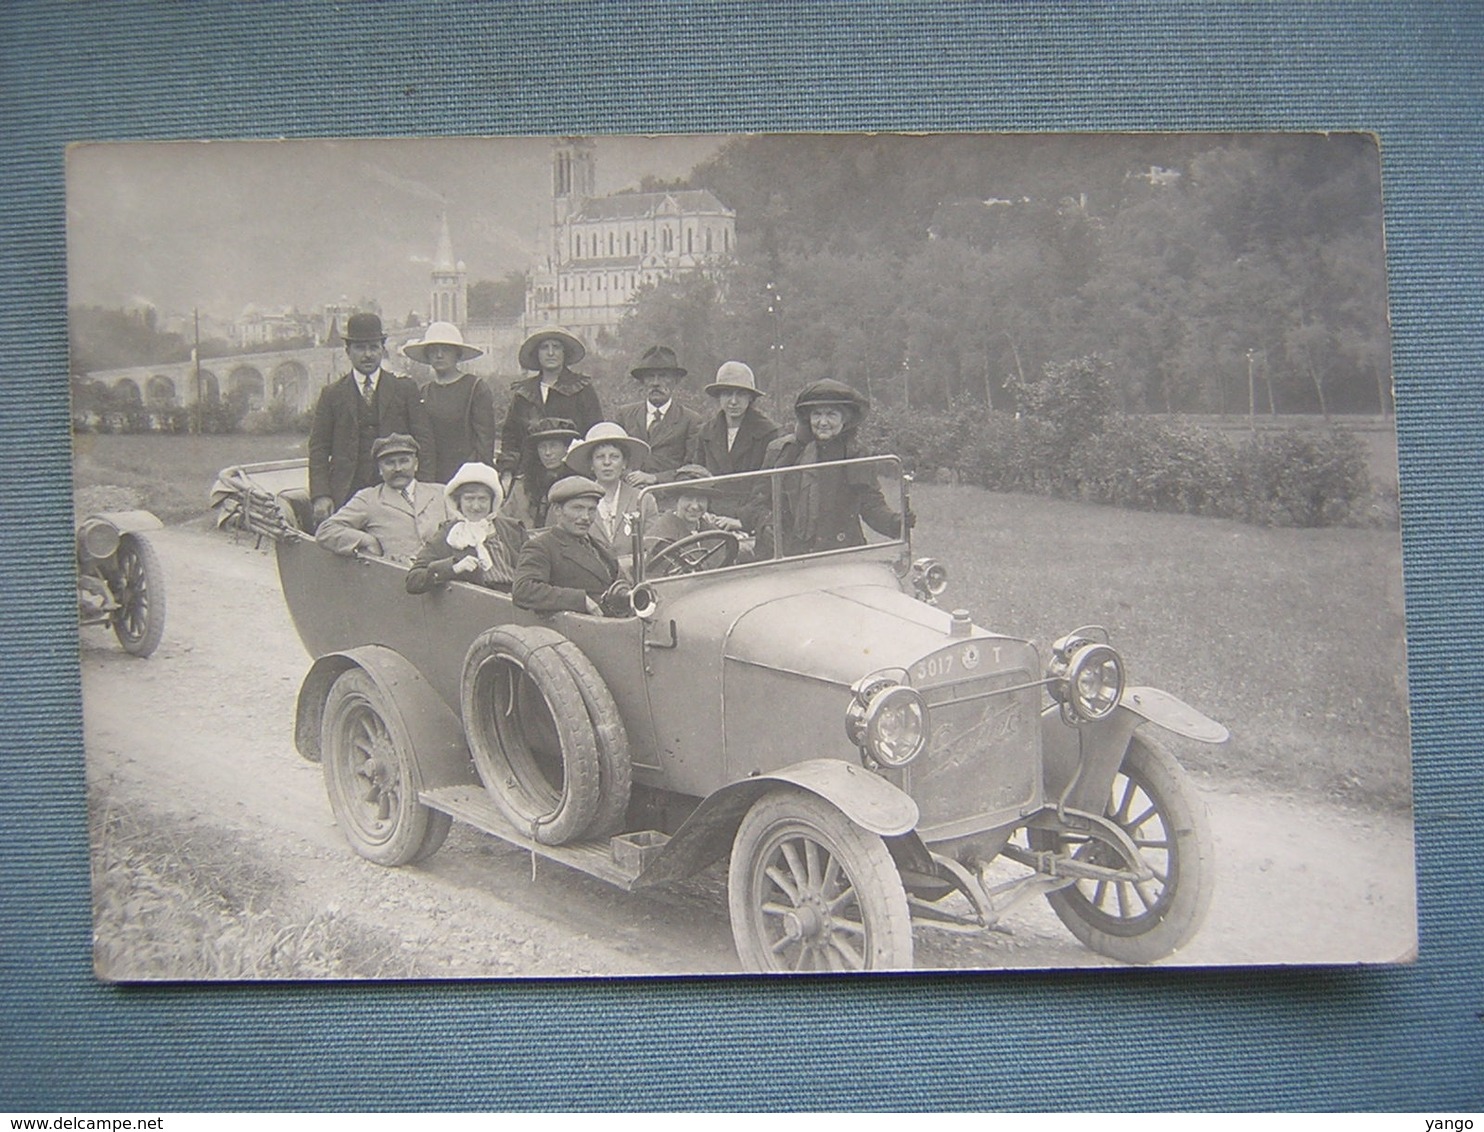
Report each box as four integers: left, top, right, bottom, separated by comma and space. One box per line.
371, 432, 419, 460
547, 475, 605, 505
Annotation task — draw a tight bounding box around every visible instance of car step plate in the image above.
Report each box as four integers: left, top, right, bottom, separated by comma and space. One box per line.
420, 785, 646, 889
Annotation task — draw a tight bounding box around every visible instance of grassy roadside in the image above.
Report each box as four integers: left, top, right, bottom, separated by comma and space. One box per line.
90, 792, 424, 980
73, 433, 1413, 811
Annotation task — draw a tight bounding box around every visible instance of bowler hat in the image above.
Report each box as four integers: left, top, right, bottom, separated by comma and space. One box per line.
563, 421, 651, 477
345, 313, 386, 344
548, 475, 605, 505
404, 321, 483, 363
704, 360, 764, 398
630, 345, 688, 381
519, 326, 586, 371
371, 432, 419, 461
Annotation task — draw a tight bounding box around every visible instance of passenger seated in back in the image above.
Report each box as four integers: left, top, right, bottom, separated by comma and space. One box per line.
406, 462, 526, 594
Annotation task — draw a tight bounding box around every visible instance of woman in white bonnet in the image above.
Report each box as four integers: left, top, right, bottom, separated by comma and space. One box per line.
405, 462, 527, 593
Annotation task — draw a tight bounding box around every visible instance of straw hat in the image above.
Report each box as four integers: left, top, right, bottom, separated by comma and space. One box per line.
519, 326, 586, 371
404, 321, 483, 363
563, 421, 651, 477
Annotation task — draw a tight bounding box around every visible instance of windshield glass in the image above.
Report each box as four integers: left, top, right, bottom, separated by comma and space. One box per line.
633, 455, 907, 580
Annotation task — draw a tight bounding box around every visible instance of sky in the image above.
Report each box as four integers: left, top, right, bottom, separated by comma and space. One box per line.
66, 134, 731, 327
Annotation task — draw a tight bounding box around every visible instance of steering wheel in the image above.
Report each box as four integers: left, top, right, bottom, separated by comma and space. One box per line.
644, 530, 740, 577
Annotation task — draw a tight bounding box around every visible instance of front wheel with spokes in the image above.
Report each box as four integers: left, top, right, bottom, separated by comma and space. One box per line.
728, 787, 913, 973
1036, 733, 1213, 963
110, 533, 166, 657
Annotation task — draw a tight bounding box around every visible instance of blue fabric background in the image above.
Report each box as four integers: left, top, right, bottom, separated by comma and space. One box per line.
2, 0, 1480, 1111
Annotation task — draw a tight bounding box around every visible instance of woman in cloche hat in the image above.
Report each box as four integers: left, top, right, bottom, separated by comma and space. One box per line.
497, 326, 603, 490
405, 461, 527, 594
689, 360, 782, 519
750, 378, 911, 556
404, 322, 496, 484
500, 416, 582, 530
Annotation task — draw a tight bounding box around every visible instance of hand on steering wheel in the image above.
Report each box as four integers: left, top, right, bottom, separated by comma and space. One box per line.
644, 529, 740, 577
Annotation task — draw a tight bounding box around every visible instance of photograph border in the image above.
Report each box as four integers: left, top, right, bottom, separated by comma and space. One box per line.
5, 0, 1481, 1111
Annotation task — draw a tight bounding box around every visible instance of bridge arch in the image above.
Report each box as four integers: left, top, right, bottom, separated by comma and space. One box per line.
112, 378, 143, 404
196, 369, 221, 403
146, 374, 177, 405
269, 360, 309, 410
228, 364, 265, 409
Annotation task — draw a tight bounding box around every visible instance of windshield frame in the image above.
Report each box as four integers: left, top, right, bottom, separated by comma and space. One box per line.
630, 454, 910, 584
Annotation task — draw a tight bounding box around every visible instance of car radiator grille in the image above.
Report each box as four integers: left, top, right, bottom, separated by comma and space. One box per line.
903, 669, 1042, 839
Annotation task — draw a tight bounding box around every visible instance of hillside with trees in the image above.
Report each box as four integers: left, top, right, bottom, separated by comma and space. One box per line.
611, 133, 1390, 419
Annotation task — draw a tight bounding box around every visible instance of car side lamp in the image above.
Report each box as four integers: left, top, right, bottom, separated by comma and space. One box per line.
909, 557, 948, 604
1046, 627, 1126, 724
846, 668, 930, 768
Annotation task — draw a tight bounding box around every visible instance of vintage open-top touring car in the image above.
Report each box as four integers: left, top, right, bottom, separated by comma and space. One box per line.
76, 509, 166, 658
215, 454, 1227, 972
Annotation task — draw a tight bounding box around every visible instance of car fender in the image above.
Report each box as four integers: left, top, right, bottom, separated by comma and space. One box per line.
631, 757, 920, 887
80, 509, 164, 536
294, 646, 477, 790
1040, 685, 1227, 814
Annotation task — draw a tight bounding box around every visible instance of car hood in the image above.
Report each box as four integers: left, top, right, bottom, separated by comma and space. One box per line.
723, 583, 1000, 687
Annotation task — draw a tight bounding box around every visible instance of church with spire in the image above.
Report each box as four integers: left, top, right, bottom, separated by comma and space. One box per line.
429, 213, 468, 328
524, 136, 736, 346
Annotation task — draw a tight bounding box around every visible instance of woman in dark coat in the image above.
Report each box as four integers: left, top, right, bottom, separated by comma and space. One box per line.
499, 416, 581, 531
687, 360, 781, 521
406, 462, 527, 594
404, 322, 498, 483
752, 378, 909, 557
497, 327, 603, 488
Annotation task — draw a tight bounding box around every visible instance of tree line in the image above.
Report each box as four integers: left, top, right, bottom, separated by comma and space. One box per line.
609, 133, 1390, 418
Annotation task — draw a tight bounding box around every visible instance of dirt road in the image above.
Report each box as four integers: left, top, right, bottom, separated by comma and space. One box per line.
81, 525, 1418, 977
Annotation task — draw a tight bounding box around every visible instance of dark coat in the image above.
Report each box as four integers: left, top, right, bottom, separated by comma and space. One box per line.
308, 370, 436, 505
751, 430, 902, 555
512, 526, 625, 614
422, 373, 499, 483
688, 406, 781, 516
497, 370, 604, 476
615, 399, 703, 481
404, 516, 528, 594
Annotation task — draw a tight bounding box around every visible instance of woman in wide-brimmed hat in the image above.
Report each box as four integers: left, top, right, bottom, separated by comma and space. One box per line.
750, 378, 910, 556
406, 461, 528, 594
497, 326, 603, 487
500, 416, 581, 530
689, 360, 781, 519
563, 421, 657, 567
404, 322, 496, 483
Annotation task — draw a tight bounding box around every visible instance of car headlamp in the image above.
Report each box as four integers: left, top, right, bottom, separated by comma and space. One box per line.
846, 669, 929, 767
77, 518, 120, 561
1047, 630, 1125, 723
910, 557, 948, 602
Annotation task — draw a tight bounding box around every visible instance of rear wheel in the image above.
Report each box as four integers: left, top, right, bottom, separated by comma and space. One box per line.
110, 533, 166, 657
461, 626, 602, 846
321, 669, 451, 866
1038, 733, 1213, 963
728, 788, 913, 972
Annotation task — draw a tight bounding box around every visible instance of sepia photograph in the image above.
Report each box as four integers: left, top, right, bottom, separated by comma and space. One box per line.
69, 132, 1415, 978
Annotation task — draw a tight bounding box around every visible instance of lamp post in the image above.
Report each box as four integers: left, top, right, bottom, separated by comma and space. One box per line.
1246, 348, 1256, 433
765, 281, 783, 397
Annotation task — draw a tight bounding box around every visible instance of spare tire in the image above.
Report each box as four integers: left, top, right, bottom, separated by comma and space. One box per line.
461, 625, 601, 845
548, 638, 631, 838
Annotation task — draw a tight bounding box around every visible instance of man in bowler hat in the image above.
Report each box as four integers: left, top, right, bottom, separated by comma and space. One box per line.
308, 312, 435, 526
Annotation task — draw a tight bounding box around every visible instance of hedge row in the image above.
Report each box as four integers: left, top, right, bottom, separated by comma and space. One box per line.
860, 403, 1378, 528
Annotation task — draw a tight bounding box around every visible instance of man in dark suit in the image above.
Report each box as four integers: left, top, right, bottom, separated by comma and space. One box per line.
512, 476, 629, 616
308, 312, 436, 526
615, 345, 702, 487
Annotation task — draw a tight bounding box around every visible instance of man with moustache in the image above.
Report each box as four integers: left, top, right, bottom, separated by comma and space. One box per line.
308, 312, 435, 527
512, 476, 630, 616
315, 434, 449, 564
615, 345, 702, 487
